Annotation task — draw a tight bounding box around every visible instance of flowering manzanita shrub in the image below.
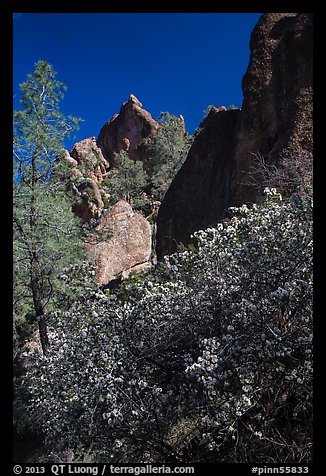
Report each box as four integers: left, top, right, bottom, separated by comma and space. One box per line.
22, 189, 313, 463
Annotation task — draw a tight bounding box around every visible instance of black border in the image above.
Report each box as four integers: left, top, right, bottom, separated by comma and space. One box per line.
3, 1, 319, 471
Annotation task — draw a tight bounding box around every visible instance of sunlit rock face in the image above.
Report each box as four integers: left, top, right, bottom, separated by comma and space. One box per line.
85, 200, 152, 285
59, 96, 158, 284
97, 94, 158, 164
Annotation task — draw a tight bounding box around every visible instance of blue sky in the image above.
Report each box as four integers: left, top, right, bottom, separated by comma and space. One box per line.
13, 13, 262, 151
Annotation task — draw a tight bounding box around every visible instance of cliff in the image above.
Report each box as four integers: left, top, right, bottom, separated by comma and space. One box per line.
156, 13, 313, 259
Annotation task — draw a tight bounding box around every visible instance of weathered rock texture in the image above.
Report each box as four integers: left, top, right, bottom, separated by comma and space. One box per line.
61, 97, 159, 284
156, 13, 312, 259
97, 94, 158, 163
70, 137, 110, 183
231, 12, 313, 205
61, 138, 111, 222
86, 200, 152, 285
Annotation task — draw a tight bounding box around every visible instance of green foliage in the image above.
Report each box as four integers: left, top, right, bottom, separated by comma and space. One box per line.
22, 190, 312, 463
13, 185, 86, 312
108, 150, 149, 211
82, 112, 193, 214
144, 112, 193, 200
177, 242, 197, 254
13, 60, 86, 353
13, 60, 82, 185
203, 104, 215, 117
84, 185, 97, 202
101, 177, 110, 188
100, 191, 110, 208
14, 68, 312, 464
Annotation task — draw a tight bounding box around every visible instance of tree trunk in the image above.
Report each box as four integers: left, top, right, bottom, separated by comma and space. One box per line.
38, 315, 50, 356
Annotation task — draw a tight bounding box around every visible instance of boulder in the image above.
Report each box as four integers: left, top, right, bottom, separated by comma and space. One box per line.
97, 94, 158, 163
85, 200, 152, 285
156, 13, 313, 258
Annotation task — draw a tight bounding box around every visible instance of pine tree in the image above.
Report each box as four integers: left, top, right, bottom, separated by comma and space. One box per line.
109, 150, 148, 211
144, 112, 193, 200
13, 60, 84, 355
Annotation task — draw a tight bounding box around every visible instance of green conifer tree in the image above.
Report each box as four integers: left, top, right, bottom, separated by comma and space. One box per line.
13, 60, 84, 355
109, 150, 148, 211
144, 112, 193, 200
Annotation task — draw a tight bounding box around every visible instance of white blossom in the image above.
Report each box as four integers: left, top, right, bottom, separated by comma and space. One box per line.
21, 192, 312, 463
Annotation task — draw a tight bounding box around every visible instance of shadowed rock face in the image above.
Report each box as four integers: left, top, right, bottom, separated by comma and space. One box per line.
156, 107, 241, 259
156, 13, 313, 259
230, 12, 313, 206
85, 200, 152, 285
97, 94, 158, 163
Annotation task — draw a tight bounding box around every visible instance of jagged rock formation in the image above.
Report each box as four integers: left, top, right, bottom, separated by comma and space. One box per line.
60, 138, 110, 222
60, 13, 313, 277
70, 137, 110, 183
85, 200, 152, 285
63, 94, 158, 223
156, 13, 313, 259
97, 94, 158, 163
59, 96, 160, 284
178, 114, 187, 136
